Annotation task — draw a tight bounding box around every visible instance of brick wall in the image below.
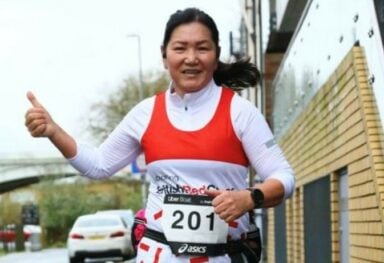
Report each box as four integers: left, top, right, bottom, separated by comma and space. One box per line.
269, 47, 384, 262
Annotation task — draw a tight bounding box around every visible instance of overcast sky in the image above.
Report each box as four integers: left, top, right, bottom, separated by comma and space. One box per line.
0, 0, 241, 159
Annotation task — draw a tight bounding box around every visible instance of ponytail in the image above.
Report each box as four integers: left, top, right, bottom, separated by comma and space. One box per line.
213, 57, 260, 90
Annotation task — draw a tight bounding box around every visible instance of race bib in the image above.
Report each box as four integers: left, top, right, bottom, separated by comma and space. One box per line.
161, 194, 229, 256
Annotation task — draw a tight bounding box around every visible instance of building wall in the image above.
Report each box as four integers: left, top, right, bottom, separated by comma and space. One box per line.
270, 46, 384, 262
270, 0, 384, 140
264, 53, 285, 128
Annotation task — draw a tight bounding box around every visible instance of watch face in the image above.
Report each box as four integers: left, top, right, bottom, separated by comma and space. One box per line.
251, 188, 264, 208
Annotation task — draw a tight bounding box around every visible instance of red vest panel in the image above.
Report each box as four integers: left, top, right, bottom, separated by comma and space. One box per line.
141, 87, 249, 167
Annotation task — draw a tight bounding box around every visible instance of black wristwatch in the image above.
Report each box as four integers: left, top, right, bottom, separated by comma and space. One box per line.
247, 188, 264, 209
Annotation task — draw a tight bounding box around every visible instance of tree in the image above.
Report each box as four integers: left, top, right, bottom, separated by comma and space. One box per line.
87, 70, 169, 143
0, 196, 21, 226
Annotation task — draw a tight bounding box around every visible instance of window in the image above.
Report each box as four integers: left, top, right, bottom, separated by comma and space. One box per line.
338, 168, 349, 263
304, 176, 331, 263
274, 202, 287, 263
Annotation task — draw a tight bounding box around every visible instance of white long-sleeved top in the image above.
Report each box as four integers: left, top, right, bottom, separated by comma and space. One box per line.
69, 80, 294, 199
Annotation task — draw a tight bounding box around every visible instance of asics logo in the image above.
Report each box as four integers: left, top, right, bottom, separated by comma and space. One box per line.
177, 243, 207, 254
178, 244, 189, 254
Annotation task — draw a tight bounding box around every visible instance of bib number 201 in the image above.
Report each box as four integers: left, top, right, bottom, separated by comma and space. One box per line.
161, 194, 228, 245
172, 210, 215, 231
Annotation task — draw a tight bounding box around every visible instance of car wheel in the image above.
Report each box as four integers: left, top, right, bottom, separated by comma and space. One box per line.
123, 252, 134, 260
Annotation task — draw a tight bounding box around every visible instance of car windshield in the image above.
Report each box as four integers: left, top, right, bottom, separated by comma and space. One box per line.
75, 218, 121, 227
120, 215, 133, 227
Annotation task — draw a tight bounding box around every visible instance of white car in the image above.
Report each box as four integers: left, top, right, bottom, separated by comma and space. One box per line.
67, 213, 134, 263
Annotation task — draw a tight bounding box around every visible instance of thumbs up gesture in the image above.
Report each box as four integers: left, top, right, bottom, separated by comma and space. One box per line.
25, 91, 58, 138
25, 91, 77, 158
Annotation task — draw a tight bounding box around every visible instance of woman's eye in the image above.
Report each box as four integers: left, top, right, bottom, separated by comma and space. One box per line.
173, 47, 185, 52
198, 47, 209, 51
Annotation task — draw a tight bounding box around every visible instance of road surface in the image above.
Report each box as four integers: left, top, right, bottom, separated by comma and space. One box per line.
0, 248, 136, 263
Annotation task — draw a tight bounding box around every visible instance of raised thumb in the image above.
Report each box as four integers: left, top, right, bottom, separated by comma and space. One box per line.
27, 91, 43, 108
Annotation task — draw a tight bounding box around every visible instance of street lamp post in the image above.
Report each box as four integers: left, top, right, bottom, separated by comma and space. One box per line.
127, 34, 144, 101
127, 34, 146, 206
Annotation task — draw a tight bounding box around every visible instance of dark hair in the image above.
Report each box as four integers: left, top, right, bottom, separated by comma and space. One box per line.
162, 7, 260, 89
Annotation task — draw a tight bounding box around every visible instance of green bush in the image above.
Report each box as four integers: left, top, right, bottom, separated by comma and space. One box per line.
37, 179, 142, 246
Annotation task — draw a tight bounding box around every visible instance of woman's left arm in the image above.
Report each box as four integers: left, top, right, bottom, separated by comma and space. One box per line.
206, 97, 295, 221
239, 102, 295, 205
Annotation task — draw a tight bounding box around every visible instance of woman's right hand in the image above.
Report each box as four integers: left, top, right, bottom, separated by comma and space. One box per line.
25, 91, 59, 138
25, 91, 77, 158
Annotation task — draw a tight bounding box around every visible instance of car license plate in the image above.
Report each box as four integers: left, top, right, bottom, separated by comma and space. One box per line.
88, 235, 105, 240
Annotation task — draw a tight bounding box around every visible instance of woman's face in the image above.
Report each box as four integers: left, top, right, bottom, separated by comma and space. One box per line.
163, 22, 218, 96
